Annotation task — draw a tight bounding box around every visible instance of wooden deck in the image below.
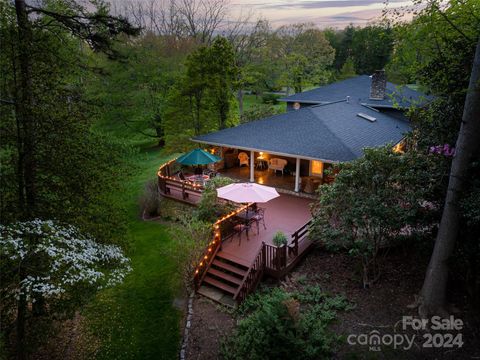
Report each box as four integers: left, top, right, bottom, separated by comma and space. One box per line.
158, 160, 316, 305
219, 166, 296, 192
218, 195, 312, 266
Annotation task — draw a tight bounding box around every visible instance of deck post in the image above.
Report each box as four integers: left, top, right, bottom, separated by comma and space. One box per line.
250, 150, 254, 182
294, 157, 301, 192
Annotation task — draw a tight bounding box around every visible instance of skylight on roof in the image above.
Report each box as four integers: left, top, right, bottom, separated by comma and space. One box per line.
357, 113, 376, 122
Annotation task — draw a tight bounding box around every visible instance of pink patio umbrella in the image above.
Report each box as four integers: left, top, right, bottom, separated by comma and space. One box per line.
216, 183, 279, 204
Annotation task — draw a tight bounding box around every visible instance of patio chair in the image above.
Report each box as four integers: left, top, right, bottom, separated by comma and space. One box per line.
268, 158, 287, 175
251, 208, 266, 234
203, 169, 217, 179
238, 152, 249, 167
178, 171, 186, 181
233, 222, 250, 245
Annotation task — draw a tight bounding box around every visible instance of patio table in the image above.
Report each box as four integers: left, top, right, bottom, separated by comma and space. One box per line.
186, 174, 209, 184
235, 210, 256, 222
256, 157, 268, 170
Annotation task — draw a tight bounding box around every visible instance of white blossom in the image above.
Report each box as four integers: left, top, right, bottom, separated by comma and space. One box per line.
0, 220, 132, 301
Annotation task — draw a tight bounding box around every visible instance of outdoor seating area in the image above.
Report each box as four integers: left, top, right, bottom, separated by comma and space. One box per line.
218, 195, 312, 267
218, 166, 297, 191
223, 206, 266, 245
158, 149, 315, 304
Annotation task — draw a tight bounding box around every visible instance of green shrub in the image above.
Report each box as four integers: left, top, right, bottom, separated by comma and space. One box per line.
195, 177, 236, 222
222, 287, 347, 360
240, 104, 279, 123
272, 231, 287, 247
139, 179, 162, 217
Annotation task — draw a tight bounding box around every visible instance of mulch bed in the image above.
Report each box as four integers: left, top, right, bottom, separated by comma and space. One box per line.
185, 297, 235, 360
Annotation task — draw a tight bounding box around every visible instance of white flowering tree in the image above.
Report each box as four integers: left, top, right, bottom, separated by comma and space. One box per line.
0, 219, 132, 356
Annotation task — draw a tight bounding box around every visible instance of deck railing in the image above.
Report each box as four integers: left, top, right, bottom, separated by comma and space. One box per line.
235, 242, 265, 302
263, 219, 313, 277
157, 159, 204, 202
193, 227, 222, 291
235, 219, 313, 299
192, 203, 253, 290
289, 219, 312, 257
264, 243, 287, 271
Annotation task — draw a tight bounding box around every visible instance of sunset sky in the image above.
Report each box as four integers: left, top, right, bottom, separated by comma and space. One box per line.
230, 0, 412, 28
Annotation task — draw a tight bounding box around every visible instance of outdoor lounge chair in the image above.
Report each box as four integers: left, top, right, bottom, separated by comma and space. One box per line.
238, 152, 249, 167
268, 158, 287, 174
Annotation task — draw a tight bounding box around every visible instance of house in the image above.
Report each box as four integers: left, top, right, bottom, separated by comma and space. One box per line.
157, 71, 430, 305
192, 71, 430, 194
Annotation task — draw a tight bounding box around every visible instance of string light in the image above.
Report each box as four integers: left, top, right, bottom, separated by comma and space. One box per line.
158, 158, 255, 282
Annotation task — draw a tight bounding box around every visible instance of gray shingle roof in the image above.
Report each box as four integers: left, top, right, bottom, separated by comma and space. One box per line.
193, 100, 411, 162
279, 75, 432, 109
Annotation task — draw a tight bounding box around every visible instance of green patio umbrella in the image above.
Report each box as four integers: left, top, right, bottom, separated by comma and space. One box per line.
176, 148, 221, 165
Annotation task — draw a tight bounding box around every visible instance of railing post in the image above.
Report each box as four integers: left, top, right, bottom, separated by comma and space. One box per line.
261, 242, 266, 270
182, 182, 186, 200
275, 247, 280, 270
294, 233, 299, 256
282, 245, 287, 268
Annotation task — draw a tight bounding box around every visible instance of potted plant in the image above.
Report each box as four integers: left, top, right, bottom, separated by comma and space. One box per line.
272, 231, 287, 247
272, 231, 288, 269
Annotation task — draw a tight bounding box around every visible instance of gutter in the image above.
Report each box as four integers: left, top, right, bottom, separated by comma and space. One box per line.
190, 138, 342, 164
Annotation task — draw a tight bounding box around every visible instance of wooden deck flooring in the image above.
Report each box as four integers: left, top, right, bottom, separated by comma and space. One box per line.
219, 166, 296, 191
218, 194, 312, 266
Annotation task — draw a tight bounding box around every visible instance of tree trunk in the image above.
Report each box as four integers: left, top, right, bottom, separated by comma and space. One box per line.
237, 89, 243, 118
419, 38, 480, 316
15, 0, 36, 219
154, 125, 165, 147
286, 86, 291, 96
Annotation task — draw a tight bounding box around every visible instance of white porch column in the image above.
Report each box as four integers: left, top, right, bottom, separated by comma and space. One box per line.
250, 150, 255, 182
295, 158, 301, 192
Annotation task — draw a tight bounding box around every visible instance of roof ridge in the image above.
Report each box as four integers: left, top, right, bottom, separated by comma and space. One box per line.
306, 106, 358, 160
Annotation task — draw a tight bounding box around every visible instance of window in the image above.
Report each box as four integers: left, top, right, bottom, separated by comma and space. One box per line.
311, 160, 323, 176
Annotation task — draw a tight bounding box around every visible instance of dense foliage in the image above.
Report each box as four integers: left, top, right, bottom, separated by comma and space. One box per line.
222, 286, 350, 360
311, 147, 444, 287
0, 0, 138, 357
325, 23, 394, 76
195, 176, 236, 223
389, 0, 480, 309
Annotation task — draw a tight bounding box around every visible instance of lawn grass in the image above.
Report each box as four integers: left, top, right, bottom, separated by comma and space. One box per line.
84, 141, 183, 360
242, 94, 286, 113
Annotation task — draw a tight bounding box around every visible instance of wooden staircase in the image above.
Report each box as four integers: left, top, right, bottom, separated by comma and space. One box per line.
197, 252, 249, 306
195, 220, 313, 306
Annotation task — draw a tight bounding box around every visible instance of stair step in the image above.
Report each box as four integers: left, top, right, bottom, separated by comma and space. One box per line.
212, 259, 247, 277
197, 285, 237, 308
216, 252, 250, 268
203, 276, 237, 295
208, 268, 243, 285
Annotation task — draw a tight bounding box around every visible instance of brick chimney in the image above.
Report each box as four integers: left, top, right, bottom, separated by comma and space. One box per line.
369, 70, 386, 100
